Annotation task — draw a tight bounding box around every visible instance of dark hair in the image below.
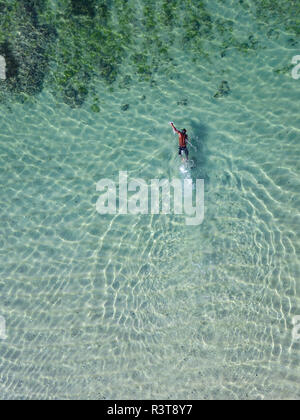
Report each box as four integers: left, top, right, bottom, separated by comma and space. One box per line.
182, 129, 187, 133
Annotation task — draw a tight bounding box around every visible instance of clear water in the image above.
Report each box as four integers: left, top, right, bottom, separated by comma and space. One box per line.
0, 0, 299, 400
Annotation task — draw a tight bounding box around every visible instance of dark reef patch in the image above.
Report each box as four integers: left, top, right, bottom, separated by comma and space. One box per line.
64, 85, 89, 108
20, 0, 48, 26
177, 99, 188, 106
0, 0, 56, 98
252, 0, 300, 36
71, 0, 97, 18
91, 103, 100, 113
214, 81, 231, 98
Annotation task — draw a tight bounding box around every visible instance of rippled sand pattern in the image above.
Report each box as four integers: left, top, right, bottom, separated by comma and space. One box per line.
0, 0, 300, 400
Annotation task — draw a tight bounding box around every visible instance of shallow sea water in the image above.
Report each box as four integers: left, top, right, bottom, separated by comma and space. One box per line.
0, 0, 300, 399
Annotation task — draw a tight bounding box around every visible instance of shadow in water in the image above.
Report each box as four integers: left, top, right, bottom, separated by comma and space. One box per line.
189, 120, 210, 185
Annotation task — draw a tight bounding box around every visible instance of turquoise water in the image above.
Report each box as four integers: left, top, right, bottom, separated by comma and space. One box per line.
0, 0, 300, 400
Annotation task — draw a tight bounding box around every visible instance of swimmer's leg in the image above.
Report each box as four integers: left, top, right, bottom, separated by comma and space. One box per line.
179, 147, 185, 162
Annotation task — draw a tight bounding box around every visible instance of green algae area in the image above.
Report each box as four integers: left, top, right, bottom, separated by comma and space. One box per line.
242, 0, 300, 37
1, 0, 299, 107
0, 0, 185, 105
48, 2, 120, 106
0, 0, 56, 101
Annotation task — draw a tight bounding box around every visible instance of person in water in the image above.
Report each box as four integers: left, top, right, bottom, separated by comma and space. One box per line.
170, 122, 189, 161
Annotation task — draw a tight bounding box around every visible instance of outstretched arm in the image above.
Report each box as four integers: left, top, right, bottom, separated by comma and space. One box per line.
169, 122, 179, 134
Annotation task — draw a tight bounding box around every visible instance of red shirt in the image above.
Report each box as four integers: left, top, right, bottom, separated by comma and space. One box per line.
178, 131, 187, 148
172, 124, 187, 147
